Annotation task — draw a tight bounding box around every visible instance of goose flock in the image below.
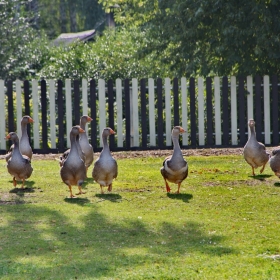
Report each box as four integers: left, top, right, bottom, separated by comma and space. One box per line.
4, 116, 280, 198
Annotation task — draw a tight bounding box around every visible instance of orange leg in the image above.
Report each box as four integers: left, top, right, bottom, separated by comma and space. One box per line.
21, 179, 26, 189
175, 182, 181, 194
164, 179, 171, 193
108, 184, 112, 192
100, 185, 104, 194
251, 166, 255, 176
76, 186, 86, 195
68, 185, 75, 198
13, 177, 17, 187
260, 163, 267, 174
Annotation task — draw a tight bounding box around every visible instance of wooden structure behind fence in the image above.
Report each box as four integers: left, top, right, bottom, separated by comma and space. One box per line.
0, 75, 279, 154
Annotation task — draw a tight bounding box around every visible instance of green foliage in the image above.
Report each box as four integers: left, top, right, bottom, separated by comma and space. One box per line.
1, 154, 280, 278
38, 27, 170, 80
0, 0, 50, 80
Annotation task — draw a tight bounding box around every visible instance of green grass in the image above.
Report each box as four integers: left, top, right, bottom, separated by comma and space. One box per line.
0, 153, 280, 279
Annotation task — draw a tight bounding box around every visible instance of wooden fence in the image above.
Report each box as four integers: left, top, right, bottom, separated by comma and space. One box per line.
0, 75, 279, 154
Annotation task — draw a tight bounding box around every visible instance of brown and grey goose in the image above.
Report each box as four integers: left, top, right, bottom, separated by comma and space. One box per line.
5, 132, 33, 188
160, 126, 188, 193
243, 119, 270, 176
79, 115, 94, 170
5, 115, 34, 161
60, 125, 87, 198
269, 148, 280, 178
92, 128, 118, 193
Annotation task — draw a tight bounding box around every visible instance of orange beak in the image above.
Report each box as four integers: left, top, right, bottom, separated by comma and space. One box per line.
5, 134, 11, 140
28, 117, 34, 123
87, 116, 93, 122
179, 127, 186, 133
79, 127, 85, 133
109, 129, 116, 135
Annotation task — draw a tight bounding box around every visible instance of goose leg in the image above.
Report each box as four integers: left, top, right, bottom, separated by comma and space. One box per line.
100, 185, 104, 194
260, 163, 267, 174
13, 177, 17, 187
21, 179, 25, 189
175, 182, 181, 194
76, 185, 86, 195
108, 184, 112, 192
164, 178, 171, 193
251, 166, 255, 176
68, 185, 75, 198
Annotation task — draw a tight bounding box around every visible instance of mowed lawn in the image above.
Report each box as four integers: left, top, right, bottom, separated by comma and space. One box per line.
0, 151, 280, 279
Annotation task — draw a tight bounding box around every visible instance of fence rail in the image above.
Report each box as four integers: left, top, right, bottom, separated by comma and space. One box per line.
0, 75, 279, 154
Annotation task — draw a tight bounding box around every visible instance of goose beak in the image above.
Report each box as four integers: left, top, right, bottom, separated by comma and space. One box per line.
5, 134, 11, 140
28, 117, 34, 123
179, 127, 186, 133
79, 128, 85, 133
109, 129, 116, 135
87, 116, 93, 122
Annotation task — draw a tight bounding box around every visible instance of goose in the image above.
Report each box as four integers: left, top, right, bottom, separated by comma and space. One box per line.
60, 125, 87, 198
243, 119, 270, 176
5, 115, 34, 161
79, 115, 94, 170
160, 126, 188, 193
269, 148, 280, 178
5, 132, 33, 188
92, 128, 118, 193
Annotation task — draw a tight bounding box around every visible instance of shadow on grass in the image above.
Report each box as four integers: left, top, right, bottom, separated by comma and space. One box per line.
250, 174, 273, 181
95, 193, 122, 202
64, 197, 91, 205
167, 193, 193, 203
274, 182, 280, 187
9, 181, 36, 197
0, 204, 237, 279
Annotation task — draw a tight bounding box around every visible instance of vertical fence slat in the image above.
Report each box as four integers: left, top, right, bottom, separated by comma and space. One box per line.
32, 80, 40, 149
41, 80, 48, 151
271, 75, 279, 145
157, 78, 164, 149
140, 79, 147, 149
98, 79, 106, 147
263, 75, 270, 144
116, 78, 123, 148
148, 78, 156, 147
82, 79, 89, 133
16, 80, 22, 139
198, 77, 205, 146
189, 77, 196, 147
57, 80, 65, 152
181, 77, 188, 146
206, 77, 213, 146
247, 76, 253, 121
108, 79, 115, 150
74, 80, 80, 126
65, 79, 72, 148
131, 78, 139, 147
222, 77, 229, 145
124, 79, 131, 149
23, 80, 31, 138
173, 78, 179, 126
90, 79, 97, 150
230, 76, 238, 145
49, 79, 56, 149
165, 78, 172, 146
0, 80, 6, 150
238, 77, 246, 146
255, 75, 262, 142
214, 77, 221, 145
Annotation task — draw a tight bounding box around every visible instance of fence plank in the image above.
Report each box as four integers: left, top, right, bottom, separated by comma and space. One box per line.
231, 76, 238, 145
148, 78, 156, 147
181, 77, 188, 146
41, 80, 48, 151
206, 77, 213, 146
140, 79, 147, 148
89, 79, 97, 150
48, 79, 56, 149
238, 77, 246, 146
57, 80, 65, 152
247, 76, 253, 121
98, 79, 106, 147
116, 78, 123, 148
214, 77, 221, 145
0, 80, 5, 150
189, 77, 196, 146
131, 78, 139, 147
16, 80, 22, 139
198, 77, 205, 146
82, 79, 89, 133
165, 78, 172, 146
263, 75, 270, 144
255, 75, 262, 142
124, 79, 131, 149
31, 80, 40, 149
65, 79, 72, 148
271, 75, 279, 145
157, 78, 164, 149
23, 81, 31, 138
73, 80, 80, 125
108, 79, 115, 150
222, 77, 229, 145
173, 78, 179, 127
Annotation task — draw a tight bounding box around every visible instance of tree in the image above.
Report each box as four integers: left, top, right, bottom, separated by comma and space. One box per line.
99, 0, 280, 77
0, 0, 49, 80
